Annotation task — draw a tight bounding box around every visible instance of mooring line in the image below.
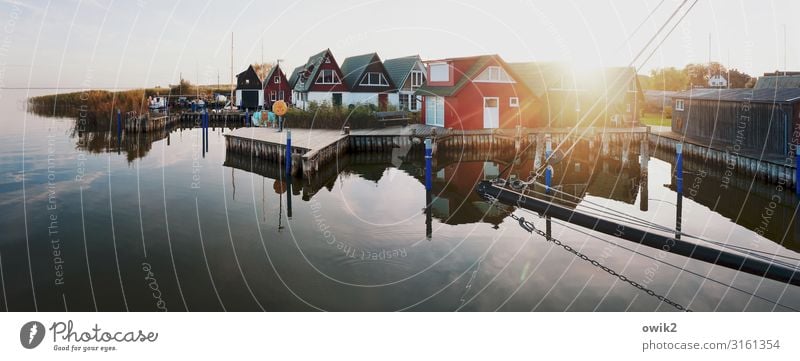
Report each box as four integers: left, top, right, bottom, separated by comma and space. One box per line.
551, 218, 800, 312
507, 212, 689, 311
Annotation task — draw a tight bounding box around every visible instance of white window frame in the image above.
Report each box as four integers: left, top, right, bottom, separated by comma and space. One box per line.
509, 97, 519, 108
316, 69, 341, 85
274, 76, 280, 84
675, 99, 684, 111
474, 66, 516, 83
429, 62, 449, 82
270, 91, 276, 101
426, 96, 445, 126
245, 79, 250, 85
626, 103, 632, 113
360, 72, 389, 87
410, 70, 424, 89
278, 90, 284, 101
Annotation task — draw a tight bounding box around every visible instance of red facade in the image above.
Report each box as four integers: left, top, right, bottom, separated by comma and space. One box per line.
263, 64, 292, 107
419, 55, 541, 130
306, 50, 348, 93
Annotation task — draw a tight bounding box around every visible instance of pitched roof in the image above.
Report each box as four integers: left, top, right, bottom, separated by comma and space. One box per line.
264, 64, 280, 82
383, 55, 421, 89
672, 88, 800, 103
754, 75, 800, 89
507, 62, 644, 103
288, 65, 304, 88
294, 49, 333, 92
340, 53, 378, 88
415, 55, 497, 97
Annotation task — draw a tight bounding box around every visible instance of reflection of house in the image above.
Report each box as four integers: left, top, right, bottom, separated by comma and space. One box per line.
235, 65, 264, 111
671, 88, 800, 159
340, 53, 397, 110
508, 63, 644, 127
293, 49, 349, 109
384, 55, 426, 112
416, 54, 539, 130
262, 63, 292, 108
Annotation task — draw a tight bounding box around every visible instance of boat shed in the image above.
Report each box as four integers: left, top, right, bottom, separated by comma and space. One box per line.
671, 88, 800, 159
235, 65, 264, 111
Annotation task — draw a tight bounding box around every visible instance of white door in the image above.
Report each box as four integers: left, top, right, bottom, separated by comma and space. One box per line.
483, 97, 499, 128
426, 96, 445, 127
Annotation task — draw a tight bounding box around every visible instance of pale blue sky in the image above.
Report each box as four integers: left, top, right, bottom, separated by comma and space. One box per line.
1, 0, 798, 89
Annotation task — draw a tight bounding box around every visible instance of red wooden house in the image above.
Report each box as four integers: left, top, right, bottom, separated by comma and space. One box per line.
263, 63, 292, 108
293, 49, 349, 109
415, 55, 540, 130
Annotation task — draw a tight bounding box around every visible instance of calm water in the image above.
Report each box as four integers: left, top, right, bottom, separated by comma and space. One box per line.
2, 90, 799, 311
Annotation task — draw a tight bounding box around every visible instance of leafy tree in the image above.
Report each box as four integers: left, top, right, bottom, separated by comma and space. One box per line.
647, 67, 688, 91
727, 68, 753, 88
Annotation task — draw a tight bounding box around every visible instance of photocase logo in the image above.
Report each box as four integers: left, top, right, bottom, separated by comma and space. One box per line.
20, 321, 46, 349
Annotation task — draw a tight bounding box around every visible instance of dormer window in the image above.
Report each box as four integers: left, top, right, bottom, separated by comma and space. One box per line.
360, 72, 389, 86
429, 62, 449, 82
316, 69, 341, 84
410, 70, 424, 88
274, 76, 280, 84
475, 66, 514, 83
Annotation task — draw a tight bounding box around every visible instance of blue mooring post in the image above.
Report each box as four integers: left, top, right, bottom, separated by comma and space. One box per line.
795, 147, 800, 195
545, 134, 552, 159
116, 109, 121, 136
545, 166, 552, 194
204, 111, 209, 153
245, 110, 249, 127
425, 138, 433, 190
285, 130, 292, 178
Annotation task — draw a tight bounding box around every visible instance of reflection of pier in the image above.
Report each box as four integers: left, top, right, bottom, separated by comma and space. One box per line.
655, 146, 800, 251
224, 124, 649, 178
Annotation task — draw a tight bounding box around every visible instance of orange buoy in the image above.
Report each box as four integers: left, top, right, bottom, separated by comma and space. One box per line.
272, 100, 288, 116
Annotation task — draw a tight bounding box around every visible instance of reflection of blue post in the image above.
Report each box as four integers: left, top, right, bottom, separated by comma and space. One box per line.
245, 110, 249, 127
116, 109, 121, 136
795, 147, 799, 195
545, 165, 552, 194
204, 111, 209, 153
285, 130, 292, 178
676, 143, 683, 192
286, 180, 293, 219
425, 138, 433, 190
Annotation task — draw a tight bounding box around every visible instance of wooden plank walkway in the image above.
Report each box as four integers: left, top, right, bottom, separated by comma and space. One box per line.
225, 128, 349, 176
226, 124, 651, 177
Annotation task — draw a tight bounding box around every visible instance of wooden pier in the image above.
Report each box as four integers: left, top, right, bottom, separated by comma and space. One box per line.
650, 126, 797, 188
123, 111, 249, 133
225, 124, 650, 178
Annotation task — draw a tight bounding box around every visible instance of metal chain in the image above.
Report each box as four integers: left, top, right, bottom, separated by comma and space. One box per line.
510, 213, 689, 311
483, 193, 690, 311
